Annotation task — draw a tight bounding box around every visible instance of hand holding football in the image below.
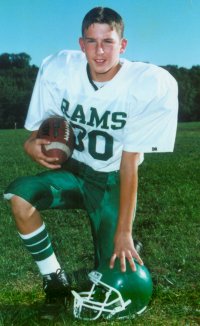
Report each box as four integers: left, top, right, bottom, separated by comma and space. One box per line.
37, 116, 75, 164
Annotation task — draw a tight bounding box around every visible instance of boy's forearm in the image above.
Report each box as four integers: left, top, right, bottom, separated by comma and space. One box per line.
117, 151, 139, 233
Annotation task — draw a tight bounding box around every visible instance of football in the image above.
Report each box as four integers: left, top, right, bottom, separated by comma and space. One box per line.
37, 116, 75, 164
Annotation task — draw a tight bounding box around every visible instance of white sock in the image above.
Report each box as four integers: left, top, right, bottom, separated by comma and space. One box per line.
36, 252, 61, 275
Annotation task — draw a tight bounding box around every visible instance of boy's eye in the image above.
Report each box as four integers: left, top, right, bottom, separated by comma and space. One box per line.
86, 39, 95, 43
85, 39, 115, 44
104, 39, 114, 43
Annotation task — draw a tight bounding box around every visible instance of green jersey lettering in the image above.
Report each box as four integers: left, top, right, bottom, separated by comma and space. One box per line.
111, 112, 127, 130
61, 99, 70, 118
71, 104, 86, 124
87, 107, 110, 129
88, 130, 113, 161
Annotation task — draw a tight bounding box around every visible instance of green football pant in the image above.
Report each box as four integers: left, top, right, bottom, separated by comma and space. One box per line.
4, 159, 121, 268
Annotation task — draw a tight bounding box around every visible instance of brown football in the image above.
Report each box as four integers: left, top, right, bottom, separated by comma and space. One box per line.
37, 116, 75, 164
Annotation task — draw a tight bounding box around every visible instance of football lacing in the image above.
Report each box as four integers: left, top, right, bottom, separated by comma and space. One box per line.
64, 120, 71, 141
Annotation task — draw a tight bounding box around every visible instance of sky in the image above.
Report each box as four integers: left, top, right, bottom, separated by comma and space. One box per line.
0, 0, 200, 68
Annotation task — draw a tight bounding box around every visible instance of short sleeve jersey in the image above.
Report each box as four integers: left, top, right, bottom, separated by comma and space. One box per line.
25, 50, 178, 172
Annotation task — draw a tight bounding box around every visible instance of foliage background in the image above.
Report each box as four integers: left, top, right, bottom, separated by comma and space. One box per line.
0, 52, 200, 129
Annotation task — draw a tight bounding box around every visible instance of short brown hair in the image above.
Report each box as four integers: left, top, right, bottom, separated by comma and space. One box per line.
81, 7, 124, 38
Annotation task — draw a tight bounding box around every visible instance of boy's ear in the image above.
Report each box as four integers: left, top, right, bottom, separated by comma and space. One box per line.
120, 38, 128, 54
79, 38, 85, 52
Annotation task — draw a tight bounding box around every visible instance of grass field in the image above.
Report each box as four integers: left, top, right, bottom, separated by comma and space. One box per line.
0, 122, 199, 325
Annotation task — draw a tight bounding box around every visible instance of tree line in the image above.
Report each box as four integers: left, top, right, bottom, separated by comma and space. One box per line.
0, 52, 199, 129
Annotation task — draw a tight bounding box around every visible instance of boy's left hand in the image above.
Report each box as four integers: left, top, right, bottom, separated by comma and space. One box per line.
109, 231, 143, 272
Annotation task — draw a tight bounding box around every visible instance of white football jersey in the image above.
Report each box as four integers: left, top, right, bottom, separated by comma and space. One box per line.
25, 50, 178, 172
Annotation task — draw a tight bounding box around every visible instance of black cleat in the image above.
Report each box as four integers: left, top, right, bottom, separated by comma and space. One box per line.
43, 269, 71, 302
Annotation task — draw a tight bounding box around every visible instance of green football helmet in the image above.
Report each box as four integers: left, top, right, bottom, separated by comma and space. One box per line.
72, 260, 153, 320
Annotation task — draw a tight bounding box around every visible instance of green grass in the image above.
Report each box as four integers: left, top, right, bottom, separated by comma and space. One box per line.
0, 123, 200, 325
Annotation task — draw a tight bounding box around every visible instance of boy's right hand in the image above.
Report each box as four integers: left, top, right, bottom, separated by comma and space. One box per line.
24, 132, 61, 169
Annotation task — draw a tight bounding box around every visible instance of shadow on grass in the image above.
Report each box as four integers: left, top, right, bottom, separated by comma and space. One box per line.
0, 302, 73, 325
0, 268, 92, 325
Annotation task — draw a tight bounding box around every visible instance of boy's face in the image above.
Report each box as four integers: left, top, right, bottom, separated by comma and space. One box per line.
79, 23, 127, 82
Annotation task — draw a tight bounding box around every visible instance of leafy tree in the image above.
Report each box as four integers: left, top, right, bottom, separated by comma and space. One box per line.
0, 53, 31, 69
0, 53, 38, 128
164, 65, 200, 122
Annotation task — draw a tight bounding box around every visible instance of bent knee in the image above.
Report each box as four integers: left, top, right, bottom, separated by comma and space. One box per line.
10, 195, 35, 219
